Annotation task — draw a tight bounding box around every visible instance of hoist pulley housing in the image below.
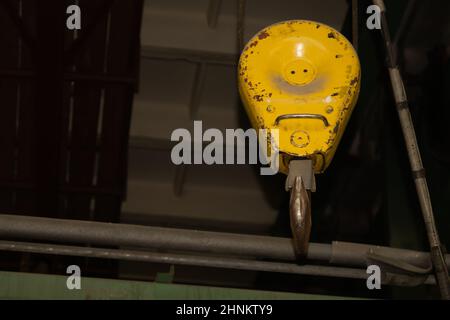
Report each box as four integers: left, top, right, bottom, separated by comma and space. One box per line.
238, 20, 360, 174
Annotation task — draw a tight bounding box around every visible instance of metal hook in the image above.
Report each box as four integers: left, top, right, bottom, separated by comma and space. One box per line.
289, 175, 312, 257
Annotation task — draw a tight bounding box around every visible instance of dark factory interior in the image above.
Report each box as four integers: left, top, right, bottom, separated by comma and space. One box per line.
0, 0, 449, 301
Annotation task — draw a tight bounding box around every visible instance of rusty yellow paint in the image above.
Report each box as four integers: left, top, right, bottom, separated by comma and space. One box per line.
238, 20, 360, 174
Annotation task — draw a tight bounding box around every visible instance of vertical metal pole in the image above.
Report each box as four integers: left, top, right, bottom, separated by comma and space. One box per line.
237, 0, 246, 52
173, 165, 187, 197
207, 0, 222, 29
35, 0, 65, 217
189, 62, 207, 119
373, 0, 450, 299
351, 0, 358, 52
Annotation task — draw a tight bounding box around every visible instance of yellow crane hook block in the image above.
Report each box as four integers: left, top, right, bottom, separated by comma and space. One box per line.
238, 20, 360, 175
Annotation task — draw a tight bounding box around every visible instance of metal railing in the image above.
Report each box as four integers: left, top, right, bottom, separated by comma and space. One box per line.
0, 213, 448, 287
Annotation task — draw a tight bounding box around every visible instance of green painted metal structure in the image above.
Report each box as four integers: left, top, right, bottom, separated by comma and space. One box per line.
0, 271, 358, 300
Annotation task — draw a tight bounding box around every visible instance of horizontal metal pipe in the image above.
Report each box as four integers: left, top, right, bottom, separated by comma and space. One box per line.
0, 240, 436, 286
141, 45, 237, 66
331, 241, 436, 269
0, 69, 136, 84
0, 214, 306, 261
0, 214, 448, 270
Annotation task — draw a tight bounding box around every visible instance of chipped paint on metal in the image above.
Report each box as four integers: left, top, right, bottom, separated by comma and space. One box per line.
258, 30, 270, 40
238, 20, 360, 174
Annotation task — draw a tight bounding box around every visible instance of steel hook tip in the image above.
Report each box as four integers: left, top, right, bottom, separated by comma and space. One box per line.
289, 176, 312, 258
